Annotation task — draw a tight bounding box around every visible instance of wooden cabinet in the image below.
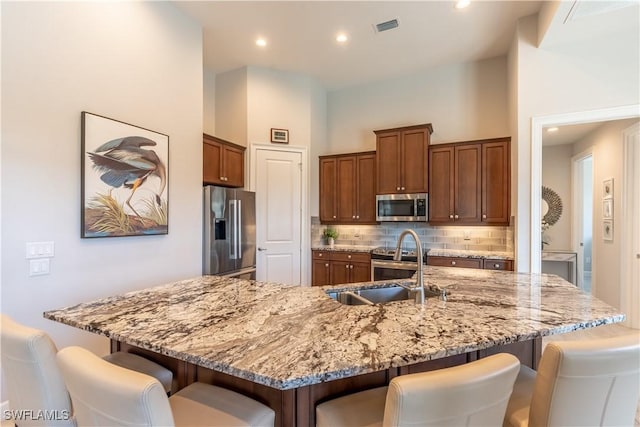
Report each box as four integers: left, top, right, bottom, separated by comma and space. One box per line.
319, 152, 376, 224
312, 251, 371, 286
427, 256, 514, 271
203, 134, 245, 187
428, 137, 510, 225
375, 124, 433, 194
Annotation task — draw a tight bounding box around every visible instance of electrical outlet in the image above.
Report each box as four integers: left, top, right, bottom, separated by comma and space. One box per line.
463, 230, 471, 241
29, 258, 50, 276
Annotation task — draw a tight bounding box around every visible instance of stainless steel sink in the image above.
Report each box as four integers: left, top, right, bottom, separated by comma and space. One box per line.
326, 284, 446, 306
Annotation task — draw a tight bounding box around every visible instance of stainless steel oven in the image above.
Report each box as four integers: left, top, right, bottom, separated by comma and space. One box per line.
376, 193, 427, 222
370, 247, 427, 281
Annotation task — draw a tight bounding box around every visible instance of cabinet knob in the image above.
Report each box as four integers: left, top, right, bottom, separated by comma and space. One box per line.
348, 255, 351, 259
318, 253, 322, 257
494, 264, 500, 268
454, 214, 459, 219
325, 263, 329, 267
396, 186, 400, 191
220, 176, 224, 180
449, 215, 454, 219
451, 261, 456, 265
333, 215, 336, 219
352, 215, 356, 219
350, 265, 353, 269
482, 214, 487, 219
356, 215, 359, 219
401, 187, 405, 190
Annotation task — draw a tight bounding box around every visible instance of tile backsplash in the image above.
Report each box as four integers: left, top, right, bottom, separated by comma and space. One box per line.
311, 217, 514, 252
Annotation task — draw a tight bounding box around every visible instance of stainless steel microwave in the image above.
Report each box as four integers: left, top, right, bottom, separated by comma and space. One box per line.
376, 193, 428, 222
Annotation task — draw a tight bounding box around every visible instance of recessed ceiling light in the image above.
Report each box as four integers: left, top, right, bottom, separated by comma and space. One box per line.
256, 38, 267, 47
455, 0, 471, 9
547, 127, 559, 132
336, 33, 348, 43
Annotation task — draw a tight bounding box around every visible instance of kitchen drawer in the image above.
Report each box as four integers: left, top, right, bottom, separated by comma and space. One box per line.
312, 250, 332, 260
330, 251, 371, 262
427, 256, 482, 269
483, 259, 514, 271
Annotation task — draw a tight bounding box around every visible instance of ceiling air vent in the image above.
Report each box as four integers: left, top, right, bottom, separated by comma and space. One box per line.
374, 18, 400, 33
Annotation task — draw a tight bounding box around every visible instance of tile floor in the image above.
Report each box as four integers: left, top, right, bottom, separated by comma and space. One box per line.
543, 323, 640, 426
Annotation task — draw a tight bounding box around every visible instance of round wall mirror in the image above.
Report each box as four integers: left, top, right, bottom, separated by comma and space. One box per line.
541, 186, 563, 225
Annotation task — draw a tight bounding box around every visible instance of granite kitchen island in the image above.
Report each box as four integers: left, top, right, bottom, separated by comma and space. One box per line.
44, 267, 624, 427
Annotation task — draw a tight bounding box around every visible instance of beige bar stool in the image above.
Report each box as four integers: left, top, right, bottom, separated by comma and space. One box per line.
0, 314, 173, 426
316, 353, 520, 427
57, 346, 275, 427
503, 333, 640, 427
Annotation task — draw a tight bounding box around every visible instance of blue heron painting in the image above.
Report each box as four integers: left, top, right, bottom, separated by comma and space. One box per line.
82, 112, 168, 238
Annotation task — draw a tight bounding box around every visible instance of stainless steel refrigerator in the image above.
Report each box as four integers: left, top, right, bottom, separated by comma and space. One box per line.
203, 186, 256, 280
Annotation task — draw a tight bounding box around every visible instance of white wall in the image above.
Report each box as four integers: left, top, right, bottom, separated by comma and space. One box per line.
572, 119, 639, 308
215, 67, 248, 145
326, 56, 509, 155
204, 69, 216, 135
1, 2, 203, 355
541, 144, 573, 250
513, 14, 640, 272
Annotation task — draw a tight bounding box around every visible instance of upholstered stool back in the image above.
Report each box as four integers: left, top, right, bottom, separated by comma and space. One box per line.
0, 314, 76, 427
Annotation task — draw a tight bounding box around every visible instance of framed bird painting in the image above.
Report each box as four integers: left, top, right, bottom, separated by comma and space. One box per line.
81, 112, 169, 238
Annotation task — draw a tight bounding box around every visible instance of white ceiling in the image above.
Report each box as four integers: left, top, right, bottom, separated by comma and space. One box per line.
173, 1, 543, 90
542, 122, 604, 147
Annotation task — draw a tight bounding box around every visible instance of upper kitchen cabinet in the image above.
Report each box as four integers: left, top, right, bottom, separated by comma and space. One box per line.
375, 124, 433, 194
428, 137, 510, 225
203, 134, 245, 187
319, 151, 377, 224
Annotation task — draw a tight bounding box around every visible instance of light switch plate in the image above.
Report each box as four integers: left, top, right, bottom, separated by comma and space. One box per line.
26, 241, 55, 259
29, 258, 50, 276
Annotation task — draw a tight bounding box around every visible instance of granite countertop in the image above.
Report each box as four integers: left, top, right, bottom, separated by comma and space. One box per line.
311, 244, 377, 253
427, 248, 514, 260
44, 268, 623, 390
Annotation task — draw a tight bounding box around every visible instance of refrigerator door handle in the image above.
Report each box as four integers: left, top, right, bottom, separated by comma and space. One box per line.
229, 199, 238, 259
237, 199, 242, 261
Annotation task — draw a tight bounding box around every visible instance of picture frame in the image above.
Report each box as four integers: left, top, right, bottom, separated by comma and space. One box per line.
603, 178, 613, 199
81, 112, 169, 238
270, 128, 289, 144
603, 199, 613, 219
603, 220, 614, 241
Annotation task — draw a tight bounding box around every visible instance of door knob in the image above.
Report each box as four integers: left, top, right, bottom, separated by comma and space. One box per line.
258, 247, 267, 251
637, 254, 640, 259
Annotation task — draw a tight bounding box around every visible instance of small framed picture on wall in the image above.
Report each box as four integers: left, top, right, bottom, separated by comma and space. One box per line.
270, 128, 289, 144
603, 220, 613, 241
603, 178, 613, 199
603, 199, 613, 219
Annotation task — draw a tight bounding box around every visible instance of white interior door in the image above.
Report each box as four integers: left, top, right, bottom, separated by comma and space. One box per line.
622, 123, 640, 328
254, 148, 302, 285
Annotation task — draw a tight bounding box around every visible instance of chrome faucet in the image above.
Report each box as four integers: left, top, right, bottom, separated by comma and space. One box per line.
394, 229, 425, 305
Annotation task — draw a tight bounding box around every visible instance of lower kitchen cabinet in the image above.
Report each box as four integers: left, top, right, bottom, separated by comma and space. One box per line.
427, 256, 514, 271
312, 250, 371, 286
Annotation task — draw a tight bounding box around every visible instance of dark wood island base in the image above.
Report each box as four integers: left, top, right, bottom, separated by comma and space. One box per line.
113, 338, 541, 427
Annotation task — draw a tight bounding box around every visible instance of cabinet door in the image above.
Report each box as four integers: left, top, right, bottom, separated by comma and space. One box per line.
482, 140, 510, 224
330, 261, 351, 285
203, 140, 223, 185
312, 259, 331, 286
356, 154, 377, 222
337, 156, 357, 222
401, 128, 429, 193
319, 158, 337, 222
429, 146, 455, 223
223, 145, 245, 188
376, 131, 401, 194
350, 262, 371, 283
454, 144, 482, 223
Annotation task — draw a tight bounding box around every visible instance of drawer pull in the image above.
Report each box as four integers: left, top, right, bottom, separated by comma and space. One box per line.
348, 255, 351, 259
318, 253, 322, 257
494, 264, 500, 268
451, 261, 456, 266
